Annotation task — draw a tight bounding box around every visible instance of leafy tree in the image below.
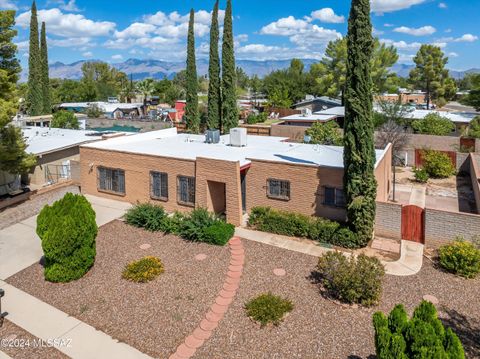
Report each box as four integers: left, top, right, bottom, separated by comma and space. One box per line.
86, 104, 104, 118
119, 75, 135, 103
374, 98, 414, 128
461, 74, 480, 111
40, 21, 51, 114
249, 74, 262, 105
136, 78, 155, 104
207, 0, 221, 130
51, 110, 79, 129
409, 45, 456, 109
464, 116, 480, 138
236, 67, 249, 90
373, 301, 464, 359
411, 113, 454, 136
26, 1, 43, 116
221, 0, 239, 133
305, 121, 343, 146
0, 10, 36, 174
309, 38, 398, 100
263, 59, 308, 106
343, 0, 377, 245
184, 9, 199, 133
79, 61, 127, 101
266, 88, 292, 108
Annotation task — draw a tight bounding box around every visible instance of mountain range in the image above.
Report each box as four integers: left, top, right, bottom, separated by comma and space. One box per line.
20, 58, 480, 82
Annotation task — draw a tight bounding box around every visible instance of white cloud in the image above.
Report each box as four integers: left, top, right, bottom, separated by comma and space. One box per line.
371, 0, 427, 14
49, 36, 91, 47
260, 16, 310, 36
49, 0, 81, 12
310, 8, 345, 24
111, 54, 123, 61
448, 52, 459, 57
394, 25, 436, 36
438, 2, 447, 9
82, 51, 93, 58
454, 34, 478, 42
114, 23, 156, 39
16, 8, 116, 38
0, 0, 17, 10
381, 39, 422, 50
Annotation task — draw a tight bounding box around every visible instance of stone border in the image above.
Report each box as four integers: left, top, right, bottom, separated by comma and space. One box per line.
169, 237, 244, 359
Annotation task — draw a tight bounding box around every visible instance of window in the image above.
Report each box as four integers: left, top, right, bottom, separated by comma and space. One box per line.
324, 187, 345, 207
150, 172, 168, 201
267, 179, 290, 200
97, 167, 125, 195
177, 176, 195, 206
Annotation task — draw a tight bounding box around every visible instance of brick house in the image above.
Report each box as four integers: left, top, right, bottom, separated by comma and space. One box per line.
80, 128, 392, 226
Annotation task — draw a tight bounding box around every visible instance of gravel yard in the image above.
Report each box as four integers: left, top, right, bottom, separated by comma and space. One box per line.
0, 320, 68, 359
6, 221, 480, 359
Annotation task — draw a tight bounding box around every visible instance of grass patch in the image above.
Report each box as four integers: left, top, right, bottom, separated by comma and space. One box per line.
122, 256, 164, 283
245, 293, 293, 327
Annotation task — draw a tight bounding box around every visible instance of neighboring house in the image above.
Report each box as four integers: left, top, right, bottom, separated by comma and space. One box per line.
377, 91, 426, 105
80, 127, 392, 226
293, 96, 342, 113
13, 114, 88, 129
279, 113, 337, 127
58, 102, 143, 119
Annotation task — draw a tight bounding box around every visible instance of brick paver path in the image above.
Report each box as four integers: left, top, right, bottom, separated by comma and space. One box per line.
169, 237, 244, 359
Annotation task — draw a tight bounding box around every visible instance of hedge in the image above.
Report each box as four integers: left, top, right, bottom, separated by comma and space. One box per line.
125, 204, 234, 246
248, 206, 362, 249
37, 193, 97, 282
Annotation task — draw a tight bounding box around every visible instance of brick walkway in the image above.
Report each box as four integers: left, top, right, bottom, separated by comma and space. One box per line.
169, 237, 245, 359
0, 185, 80, 230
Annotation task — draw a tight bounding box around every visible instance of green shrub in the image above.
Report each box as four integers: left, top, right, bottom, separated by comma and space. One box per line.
246, 112, 268, 124
177, 208, 218, 241
202, 222, 235, 246
316, 251, 385, 306
413, 167, 429, 183
51, 110, 79, 129
122, 256, 164, 283
438, 239, 480, 278
245, 293, 293, 327
411, 113, 455, 136
373, 301, 465, 359
124, 203, 169, 232
248, 207, 361, 249
421, 150, 456, 178
37, 193, 97, 282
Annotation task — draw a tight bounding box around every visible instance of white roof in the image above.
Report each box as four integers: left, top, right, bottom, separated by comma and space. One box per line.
280, 114, 336, 122
314, 106, 345, 116
402, 110, 472, 124
59, 102, 142, 113
82, 128, 388, 169
23, 127, 103, 155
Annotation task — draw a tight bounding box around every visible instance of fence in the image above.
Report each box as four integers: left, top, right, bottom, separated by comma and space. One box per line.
240, 125, 271, 136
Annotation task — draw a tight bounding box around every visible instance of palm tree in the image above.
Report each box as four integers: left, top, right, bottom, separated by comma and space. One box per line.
136, 78, 155, 105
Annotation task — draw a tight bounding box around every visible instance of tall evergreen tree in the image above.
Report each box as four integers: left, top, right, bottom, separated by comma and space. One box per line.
343, 0, 377, 245
0, 10, 36, 174
40, 21, 51, 114
184, 9, 199, 133
26, 1, 43, 116
221, 0, 238, 133
206, 0, 221, 130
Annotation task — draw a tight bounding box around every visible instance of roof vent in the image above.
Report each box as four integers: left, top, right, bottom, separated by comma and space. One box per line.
230, 127, 247, 147
205, 129, 220, 144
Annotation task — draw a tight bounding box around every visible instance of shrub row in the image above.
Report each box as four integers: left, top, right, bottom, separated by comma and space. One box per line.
125, 204, 235, 246
248, 207, 363, 249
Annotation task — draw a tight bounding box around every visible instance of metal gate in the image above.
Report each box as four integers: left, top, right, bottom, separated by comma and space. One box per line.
401, 205, 425, 243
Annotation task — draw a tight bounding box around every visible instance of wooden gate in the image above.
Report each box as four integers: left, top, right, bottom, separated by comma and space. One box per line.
401, 205, 425, 243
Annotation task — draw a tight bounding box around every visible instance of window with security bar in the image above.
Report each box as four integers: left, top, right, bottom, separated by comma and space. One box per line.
97, 167, 125, 195
267, 179, 290, 200
177, 176, 195, 206
150, 171, 168, 201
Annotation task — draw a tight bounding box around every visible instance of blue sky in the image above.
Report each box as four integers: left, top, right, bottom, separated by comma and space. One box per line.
1, 0, 479, 70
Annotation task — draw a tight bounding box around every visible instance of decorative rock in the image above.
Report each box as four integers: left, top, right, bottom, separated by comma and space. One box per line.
185, 335, 204, 349
422, 294, 439, 305
194, 253, 207, 261
273, 268, 286, 277
139, 243, 151, 250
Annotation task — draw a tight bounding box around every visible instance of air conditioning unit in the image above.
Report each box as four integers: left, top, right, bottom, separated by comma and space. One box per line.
205, 129, 220, 144
302, 108, 312, 117
230, 127, 247, 147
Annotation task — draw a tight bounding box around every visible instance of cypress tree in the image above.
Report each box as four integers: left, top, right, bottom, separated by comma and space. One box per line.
184, 9, 199, 133
343, 0, 377, 245
206, 0, 221, 130
26, 0, 43, 116
40, 21, 51, 114
221, 0, 238, 133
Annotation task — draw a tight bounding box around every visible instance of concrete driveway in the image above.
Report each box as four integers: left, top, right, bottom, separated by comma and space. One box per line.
0, 195, 131, 280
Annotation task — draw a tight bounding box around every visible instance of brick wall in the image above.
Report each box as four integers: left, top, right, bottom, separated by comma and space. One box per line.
270, 124, 307, 141
424, 208, 480, 247
374, 201, 402, 239
470, 153, 480, 214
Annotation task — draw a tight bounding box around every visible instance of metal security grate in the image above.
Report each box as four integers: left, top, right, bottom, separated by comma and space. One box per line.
150, 172, 168, 200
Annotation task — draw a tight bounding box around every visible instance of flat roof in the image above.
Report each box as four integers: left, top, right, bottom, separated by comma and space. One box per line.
23, 127, 103, 156
403, 109, 472, 124
314, 106, 345, 117
82, 128, 388, 169
280, 114, 337, 122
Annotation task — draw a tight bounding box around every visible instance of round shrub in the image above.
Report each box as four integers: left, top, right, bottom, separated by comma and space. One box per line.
36, 193, 97, 283
245, 293, 293, 327
317, 251, 385, 306
421, 150, 456, 179
331, 227, 360, 249
125, 203, 168, 232
122, 256, 164, 283
438, 239, 480, 278
413, 167, 429, 183
202, 222, 235, 246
